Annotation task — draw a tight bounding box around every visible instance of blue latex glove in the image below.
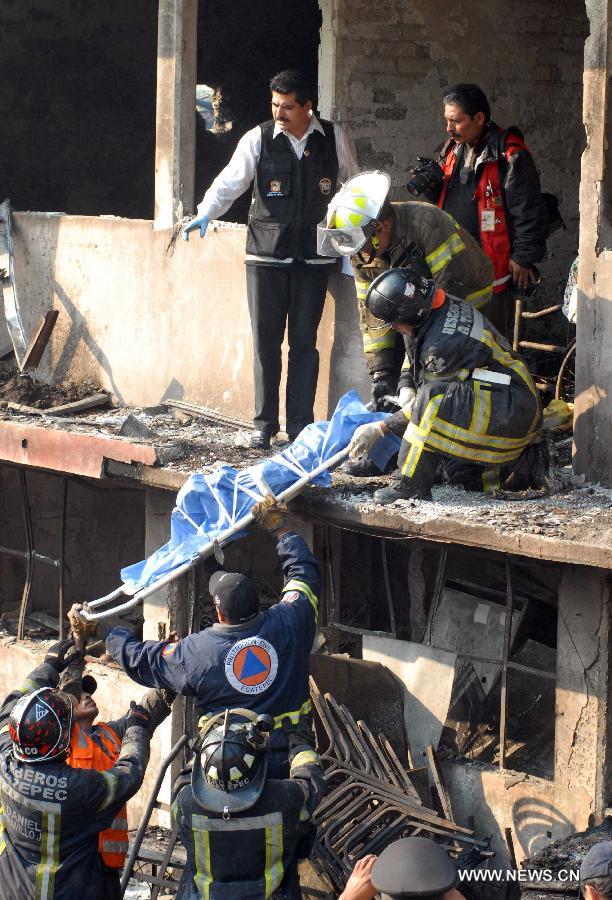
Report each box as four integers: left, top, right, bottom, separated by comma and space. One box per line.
182, 214, 209, 241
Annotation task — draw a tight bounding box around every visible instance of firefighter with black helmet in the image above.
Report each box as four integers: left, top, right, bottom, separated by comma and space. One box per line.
0, 638, 152, 900
173, 708, 325, 899
346, 264, 541, 502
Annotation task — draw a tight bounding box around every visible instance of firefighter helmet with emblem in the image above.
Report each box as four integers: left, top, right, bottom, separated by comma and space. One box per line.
366, 266, 437, 329
192, 708, 274, 814
317, 171, 391, 256
9, 687, 74, 763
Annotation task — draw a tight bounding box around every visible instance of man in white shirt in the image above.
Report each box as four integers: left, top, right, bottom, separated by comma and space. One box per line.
184, 69, 358, 449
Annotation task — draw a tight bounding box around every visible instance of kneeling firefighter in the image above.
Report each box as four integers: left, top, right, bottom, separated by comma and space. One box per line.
172, 708, 325, 899
346, 265, 542, 502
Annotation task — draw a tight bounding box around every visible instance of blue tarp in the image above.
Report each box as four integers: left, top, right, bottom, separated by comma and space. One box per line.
121, 391, 401, 593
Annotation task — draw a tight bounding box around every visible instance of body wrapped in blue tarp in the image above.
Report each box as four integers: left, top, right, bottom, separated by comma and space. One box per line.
121, 392, 400, 594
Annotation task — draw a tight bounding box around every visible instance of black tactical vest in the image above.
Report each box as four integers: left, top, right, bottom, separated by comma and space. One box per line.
246, 118, 339, 262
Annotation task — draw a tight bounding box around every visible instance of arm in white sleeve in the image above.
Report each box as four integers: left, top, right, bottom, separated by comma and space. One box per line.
196, 126, 262, 221
333, 123, 360, 183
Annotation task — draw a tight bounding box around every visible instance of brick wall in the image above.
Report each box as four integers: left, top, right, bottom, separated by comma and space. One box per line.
322, 0, 588, 309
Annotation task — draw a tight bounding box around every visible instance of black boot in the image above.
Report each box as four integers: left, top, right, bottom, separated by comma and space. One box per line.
374, 448, 439, 503
341, 453, 398, 477
373, 476, 432, 503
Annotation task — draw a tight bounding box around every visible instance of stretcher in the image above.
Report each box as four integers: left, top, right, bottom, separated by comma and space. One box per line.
80, 446, 350, 622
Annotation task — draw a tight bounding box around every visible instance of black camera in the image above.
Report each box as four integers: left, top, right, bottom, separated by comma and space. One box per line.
406, 157, 445, 198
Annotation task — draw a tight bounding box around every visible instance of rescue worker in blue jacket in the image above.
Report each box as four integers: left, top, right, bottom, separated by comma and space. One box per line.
0, 639, 151, 900
105, 497, 320, 778
347, 264, 541, 503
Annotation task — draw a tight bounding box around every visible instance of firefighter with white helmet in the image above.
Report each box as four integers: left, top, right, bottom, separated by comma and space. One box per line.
319, 172, 495, 478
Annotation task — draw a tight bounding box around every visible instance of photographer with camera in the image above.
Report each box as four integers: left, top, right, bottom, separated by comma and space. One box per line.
318, 171, 494, 476
407, 83, 548, 338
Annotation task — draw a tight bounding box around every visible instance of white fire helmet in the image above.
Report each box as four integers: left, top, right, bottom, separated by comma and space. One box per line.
317, 171, 391, 257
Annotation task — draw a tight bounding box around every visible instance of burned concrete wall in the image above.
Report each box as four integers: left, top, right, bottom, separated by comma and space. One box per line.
0, 1, 157, 218
574, 0, 612, 486
321, 0, 587, 307
10, 213, 369, 419
0, 466, 145, 627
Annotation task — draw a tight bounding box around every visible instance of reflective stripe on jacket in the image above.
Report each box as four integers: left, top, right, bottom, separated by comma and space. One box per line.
352, 201, 494, 375
173, 756, 323, 899
67, 722, 129, 868
106, 532, 321, 755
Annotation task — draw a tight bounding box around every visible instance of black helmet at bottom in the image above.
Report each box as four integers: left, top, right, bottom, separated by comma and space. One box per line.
192, 709, 273, 815
366, 266, 437, 329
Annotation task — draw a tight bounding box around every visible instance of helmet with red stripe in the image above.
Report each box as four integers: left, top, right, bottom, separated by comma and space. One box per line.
9, 687, 74, 763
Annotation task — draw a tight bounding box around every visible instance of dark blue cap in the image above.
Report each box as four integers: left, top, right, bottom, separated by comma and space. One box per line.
580, 842, 612, 883
209, 571, 259, 624
371, 837, 457, 898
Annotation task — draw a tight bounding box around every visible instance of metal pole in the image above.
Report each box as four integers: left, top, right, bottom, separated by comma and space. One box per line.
120, 734, 189, 895
380, 540, 397, 638
17, 471, 34, 640
499, 556, 514, 770
58, 478, 68, 639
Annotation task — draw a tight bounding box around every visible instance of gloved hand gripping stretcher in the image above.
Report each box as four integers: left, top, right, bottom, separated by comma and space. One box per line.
77, 392, 400, 622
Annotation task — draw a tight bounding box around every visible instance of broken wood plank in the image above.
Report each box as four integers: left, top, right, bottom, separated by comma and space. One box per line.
164, 398, 251, 429
505, 826, 518, 870
7, 392, 110, 417
20, 309, 59, 371
41, 392, 110, 416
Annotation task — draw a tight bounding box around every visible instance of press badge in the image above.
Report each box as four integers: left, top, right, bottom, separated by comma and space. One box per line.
481, 209, 496, 231
267, 179, 283, 196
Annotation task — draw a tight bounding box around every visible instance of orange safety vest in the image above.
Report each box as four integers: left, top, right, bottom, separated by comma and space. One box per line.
68, 721, 129, 868
438, 132, 530, 293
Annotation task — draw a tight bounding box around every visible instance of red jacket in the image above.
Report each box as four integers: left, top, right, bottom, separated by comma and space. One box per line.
438, 125, 547, 292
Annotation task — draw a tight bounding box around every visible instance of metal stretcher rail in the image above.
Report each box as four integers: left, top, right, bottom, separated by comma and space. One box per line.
81, 446, 350, 621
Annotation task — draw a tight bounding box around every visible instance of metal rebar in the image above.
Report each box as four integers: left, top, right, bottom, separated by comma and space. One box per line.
0, 545, 60, 567
17, 470, 34, 640
518, 340, 567, 353
58, 478, 68, 639
380, 539, 397, 638
120, 734, 189, 894
521, 304, 562, 319
499, 557, 514, 769
424, 546, 448, 645
512, 296, 523, 351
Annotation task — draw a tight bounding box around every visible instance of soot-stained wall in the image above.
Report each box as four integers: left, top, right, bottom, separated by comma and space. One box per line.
194, 0, 322, 223
0, 1, 157, 218
0, 467, 145, 622
323, 0, 588, 314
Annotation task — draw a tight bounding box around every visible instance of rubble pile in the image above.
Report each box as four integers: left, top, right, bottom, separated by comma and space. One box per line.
0, 361, 101, 409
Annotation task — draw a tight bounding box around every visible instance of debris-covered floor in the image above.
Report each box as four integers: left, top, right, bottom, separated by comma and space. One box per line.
1, 368, 611, 568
